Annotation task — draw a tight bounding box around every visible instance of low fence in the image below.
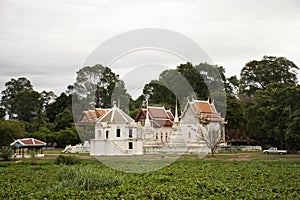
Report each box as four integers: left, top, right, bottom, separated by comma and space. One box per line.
218, 145, 262, 152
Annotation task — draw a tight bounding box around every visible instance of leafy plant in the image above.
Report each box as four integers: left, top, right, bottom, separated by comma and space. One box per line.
55, 155, 81, 165
0, 146, 13, 161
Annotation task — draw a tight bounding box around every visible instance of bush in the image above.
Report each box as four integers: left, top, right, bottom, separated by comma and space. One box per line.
0, 146, 14, 161
55, 165, 123, 191
55, 155, 81, 165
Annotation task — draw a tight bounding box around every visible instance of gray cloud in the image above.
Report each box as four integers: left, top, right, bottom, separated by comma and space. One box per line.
0, 0, 299, 96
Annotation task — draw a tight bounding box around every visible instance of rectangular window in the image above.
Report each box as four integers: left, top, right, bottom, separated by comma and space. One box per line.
106, 130, 109, 139
116, 128, 121, 137
129, 129, 133, 138
129, 142, 133, 149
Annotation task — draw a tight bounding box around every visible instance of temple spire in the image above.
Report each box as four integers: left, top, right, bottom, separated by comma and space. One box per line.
174, 99, 179, 123
145, 98, 151, 127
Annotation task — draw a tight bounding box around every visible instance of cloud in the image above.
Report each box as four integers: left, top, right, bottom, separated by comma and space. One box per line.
0, 0, 299, 96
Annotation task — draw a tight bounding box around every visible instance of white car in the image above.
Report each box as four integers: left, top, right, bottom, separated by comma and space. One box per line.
263, 147, 287, 155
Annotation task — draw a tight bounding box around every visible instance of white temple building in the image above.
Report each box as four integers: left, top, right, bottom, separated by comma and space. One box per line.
86, 99, 226, 156
90, 103, 143, 156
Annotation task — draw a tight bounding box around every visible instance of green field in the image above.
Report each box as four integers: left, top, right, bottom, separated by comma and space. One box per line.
0, 153, 299, 199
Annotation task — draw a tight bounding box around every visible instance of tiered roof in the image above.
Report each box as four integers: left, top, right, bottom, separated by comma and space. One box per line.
188, 100, 224, 123
135, 106, 174, 128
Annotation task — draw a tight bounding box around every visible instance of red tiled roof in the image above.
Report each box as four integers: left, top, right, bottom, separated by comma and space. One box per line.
135, 106, 174, 128
190, 100, 224, 123
11, 138, 46, 147
166, 110, 174, 121
77, 109, 109, 124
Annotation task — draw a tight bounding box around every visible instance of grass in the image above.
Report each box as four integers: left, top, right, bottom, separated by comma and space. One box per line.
0, 152, 299, 199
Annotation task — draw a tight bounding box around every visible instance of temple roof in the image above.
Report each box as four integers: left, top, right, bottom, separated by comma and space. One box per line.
135, 106, 174, 128
184, 100, 225, 123
77, 108, 110, 124
97, 105, 134, 123
11, 138, 46, 147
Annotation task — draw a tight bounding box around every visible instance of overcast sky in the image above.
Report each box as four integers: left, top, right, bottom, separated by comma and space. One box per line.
1, 0, 300, 98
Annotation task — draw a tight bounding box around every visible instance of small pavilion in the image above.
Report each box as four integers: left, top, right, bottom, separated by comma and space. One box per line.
10, 138, 46, 158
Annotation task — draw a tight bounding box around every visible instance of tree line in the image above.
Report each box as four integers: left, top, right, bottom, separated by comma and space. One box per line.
0, 55, 299, 152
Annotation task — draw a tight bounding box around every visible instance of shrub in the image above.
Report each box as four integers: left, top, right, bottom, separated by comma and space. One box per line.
55, 165, 123, 191
55, 155, 81, 165
0, 146, 13, 161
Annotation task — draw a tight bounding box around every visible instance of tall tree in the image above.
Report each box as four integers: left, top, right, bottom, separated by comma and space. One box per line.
239, 56, 298, 96
46, 92, 72, 123
73, 64, 130, 119
54, 109, 73, 131
285, 109, 300, 152
1, 77, 33, 119
246, 83, 300, 149
14, 91, 43, 122
140, 62, 227, 116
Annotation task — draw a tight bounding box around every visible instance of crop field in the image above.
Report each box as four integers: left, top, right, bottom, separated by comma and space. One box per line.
0, 153, 299, 199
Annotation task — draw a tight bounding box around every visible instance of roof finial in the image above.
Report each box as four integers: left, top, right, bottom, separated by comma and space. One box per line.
174, 99, 179, 123
145, 97, 151, 127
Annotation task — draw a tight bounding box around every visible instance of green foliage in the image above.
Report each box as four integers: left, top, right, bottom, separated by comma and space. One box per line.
285, 109, 300, 152
1, 77, 33, 119
0, 107, 6, 119
55, 127, 80, 147
73, 64, 130, 112
54, 109, 73, 131
55, 165, 123, 191
0, 156, 299, 199
240, 56, 298, 96
0, 146, 13, 161
45, 92, 72, 123
24, 132, 45, 142
14, 90, 43, 122
140, 62, 226, 115
0, 120, 25, 147
55, 155, 81, 165
225, 94, 244, 130
245, 83, 300, 149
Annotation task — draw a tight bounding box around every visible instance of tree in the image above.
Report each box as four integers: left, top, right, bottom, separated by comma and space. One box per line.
285, 109, 300, 153
46, 92, 72, 122
0, 107, 6, 119
1, 77, 33, 119
55, 127, 80, 148
14, 91, 43, 122
194, 123, 224, 157
140, 62, 227, 116
245, 83, 300, 149
239, 56, 298, 96
54, 110, 73, 131
0, 120, 26, 147
225, 94, 244, 131
73, 64, 130, 120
